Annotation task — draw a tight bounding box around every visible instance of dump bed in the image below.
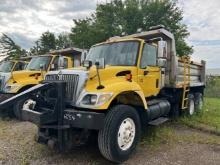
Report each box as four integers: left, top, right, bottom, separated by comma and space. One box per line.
175, 58, 206, 88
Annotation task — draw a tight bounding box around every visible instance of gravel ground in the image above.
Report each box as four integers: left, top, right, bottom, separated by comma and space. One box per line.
0, 119, 219, 165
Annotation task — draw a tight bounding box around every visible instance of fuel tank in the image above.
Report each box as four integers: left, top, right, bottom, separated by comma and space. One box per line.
146, 99, 171, 121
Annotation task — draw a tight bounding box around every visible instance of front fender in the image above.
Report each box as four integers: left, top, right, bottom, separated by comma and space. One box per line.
5, 81, 40, 93
85, 80, 147, 110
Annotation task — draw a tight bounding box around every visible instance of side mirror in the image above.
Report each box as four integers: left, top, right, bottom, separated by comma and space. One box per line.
58, 55, 64, 69
81, 51, 87, 64
83, 60, 92, 69
157, 58, 167, 68
51, 64, 55, 70
158, 41, 167, 58
40, 64, 45, 70
95, 58, 105, 69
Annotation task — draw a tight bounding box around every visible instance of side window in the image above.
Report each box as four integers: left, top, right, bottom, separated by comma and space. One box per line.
50, 57, 59, 71
64, 58, 68, 68
13, 62, 25, 71
140, 44, 157, 68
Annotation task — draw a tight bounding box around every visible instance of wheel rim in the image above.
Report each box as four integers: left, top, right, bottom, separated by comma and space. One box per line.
117, 118, 135, 151
189, 100, 195, 115
23, 99, 36, 110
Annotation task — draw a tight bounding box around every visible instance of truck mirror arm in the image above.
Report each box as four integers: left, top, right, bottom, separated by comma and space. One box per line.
95, 61, 104, 90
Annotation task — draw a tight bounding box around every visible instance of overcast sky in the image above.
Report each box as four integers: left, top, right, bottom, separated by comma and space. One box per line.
0, 0, 220, 68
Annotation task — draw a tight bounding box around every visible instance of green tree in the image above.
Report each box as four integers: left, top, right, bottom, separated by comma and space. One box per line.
30, 32, 74, 55
30, 40, 41, 55
0, 33, 27, 58
56, 33, 74, 49
70, 18, 100, 49
70, 0, 193, 55
37, 31, 56, 55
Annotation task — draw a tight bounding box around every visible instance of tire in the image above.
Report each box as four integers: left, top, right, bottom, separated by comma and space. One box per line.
13, 99, 25, 120
186, 94, 195, 116
98, 105, 141, 163
13, 97, 36, 120
194, 93, 203, 112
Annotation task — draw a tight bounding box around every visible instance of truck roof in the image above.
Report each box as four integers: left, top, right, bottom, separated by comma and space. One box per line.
105, 28, 174, 43
120, 28, 174, 41
18, 47, 84, 60
93, 28, 175, 48
50, 47, 84, 56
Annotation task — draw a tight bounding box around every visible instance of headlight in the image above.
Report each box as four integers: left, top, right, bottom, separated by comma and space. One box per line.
4, 84, 20, 92
79, 92, 113, 107
81, 94, 97, 105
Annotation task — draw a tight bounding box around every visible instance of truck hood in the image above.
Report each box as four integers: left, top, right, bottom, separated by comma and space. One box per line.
86, 66, 137, 90
46, 66, 137, 91
10, 70, 43, 83
45, 66, 138, 108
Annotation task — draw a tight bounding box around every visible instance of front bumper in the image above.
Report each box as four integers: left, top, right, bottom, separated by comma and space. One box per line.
63, 109, 105, 130
23, 107, 105, 130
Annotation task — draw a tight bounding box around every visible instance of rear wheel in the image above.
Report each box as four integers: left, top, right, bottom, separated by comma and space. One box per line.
98, 105, 141, 163
187, 94, 195, 116
194, 93, 203, 112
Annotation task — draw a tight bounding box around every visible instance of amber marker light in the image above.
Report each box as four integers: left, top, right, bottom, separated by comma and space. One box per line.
35, 74, 39, 80
125, 73, 132, 81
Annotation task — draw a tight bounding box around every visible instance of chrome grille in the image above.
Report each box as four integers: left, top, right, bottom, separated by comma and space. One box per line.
45, 74, 59, 81
45, 74, 79, 102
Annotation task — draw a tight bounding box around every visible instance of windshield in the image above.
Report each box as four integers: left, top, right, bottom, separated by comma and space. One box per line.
26, 56, 52, 71
0, 61, 15, 72
86, 41, 139, 66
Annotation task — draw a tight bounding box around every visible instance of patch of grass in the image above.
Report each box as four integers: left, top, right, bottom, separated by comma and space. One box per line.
140, 126, 175, 148
205, 77, 220, 98
179, 97, 220, 132
140, 124, 220, 149
175, 132, 220, 145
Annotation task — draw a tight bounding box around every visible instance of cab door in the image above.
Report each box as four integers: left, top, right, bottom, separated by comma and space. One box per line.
138, 43, 161, 97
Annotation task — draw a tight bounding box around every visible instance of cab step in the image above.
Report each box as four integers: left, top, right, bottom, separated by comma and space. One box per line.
148, 117, 169, 126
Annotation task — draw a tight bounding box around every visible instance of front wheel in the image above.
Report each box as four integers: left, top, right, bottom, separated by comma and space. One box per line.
98, 105, 141, 163
13, 98, 36, 120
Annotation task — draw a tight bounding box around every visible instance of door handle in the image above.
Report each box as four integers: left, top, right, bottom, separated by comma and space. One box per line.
143, 70, 149, 76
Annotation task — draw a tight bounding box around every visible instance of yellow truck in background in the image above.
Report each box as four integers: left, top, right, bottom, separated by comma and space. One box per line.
0, 59, 29, 93
0, 47, 84, 118
0, 26, 206, 163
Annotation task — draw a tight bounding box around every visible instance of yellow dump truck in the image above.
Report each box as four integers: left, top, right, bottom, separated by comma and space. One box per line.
0, 47, 84, 118
0, 59, 29, 93
0, 26, 206, 163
